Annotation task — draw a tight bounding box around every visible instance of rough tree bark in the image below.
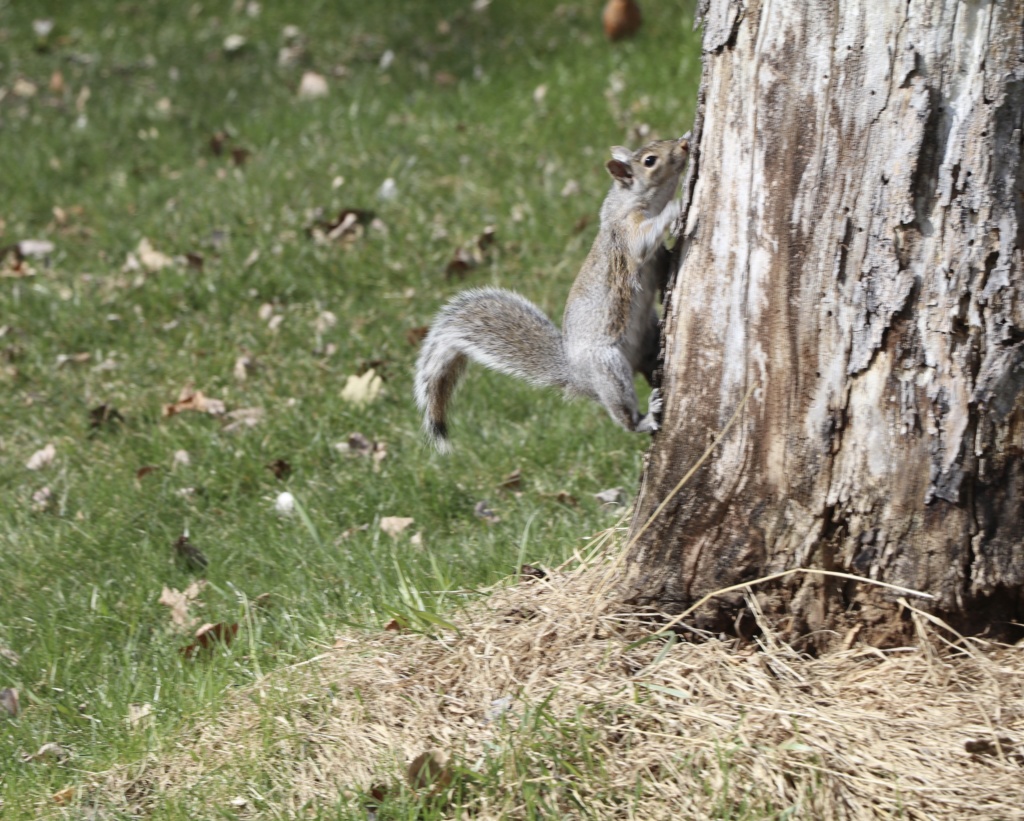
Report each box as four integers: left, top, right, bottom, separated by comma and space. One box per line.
623, 0, 1024, 644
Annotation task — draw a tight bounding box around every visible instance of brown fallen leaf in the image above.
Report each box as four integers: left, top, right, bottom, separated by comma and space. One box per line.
26, 443, 56, 471
309, 208, 374, 246
553, 490, 578, 507
24, 742, 67, 763
158, 580, 207, 631
55, 351, 91, 368
181, 622, 239, 659
89, 403, 124, 430
407, 750, 453, 793
383, 618, 405, 632
230, 146, 251, 167
253, 592, 272, 609
52, 786, 75, 805
233, 354, 256, 382
0, 687, 19, 717
135, 465, 159, 480
163, 388, 227, 418
221, 406, 264, 433
266, 458, 292, 480
297, 70, 328, 99
336, 523, 370, 542
210, 131, 228, 156
497, 468, 522, 491
380, 516, 414, 538
127, 702, 153, 729
132, 237, 175, 273
340, 370, 383, 406
406, 325, 429, 346
31, 486, 53, 511
593, 487, 624, 506
520, 564, 548, 582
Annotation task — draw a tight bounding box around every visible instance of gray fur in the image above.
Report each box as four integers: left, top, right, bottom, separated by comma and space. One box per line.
414, 136, 688, 451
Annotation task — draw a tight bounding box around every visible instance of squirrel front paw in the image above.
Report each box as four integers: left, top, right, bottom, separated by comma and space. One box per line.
647, 388, 663, 416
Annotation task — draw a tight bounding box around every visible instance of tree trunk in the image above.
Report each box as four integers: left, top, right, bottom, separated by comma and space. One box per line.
623, 0, 1024, 645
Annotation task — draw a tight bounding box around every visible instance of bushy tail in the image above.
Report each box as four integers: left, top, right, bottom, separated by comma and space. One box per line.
414, 288, 569, 452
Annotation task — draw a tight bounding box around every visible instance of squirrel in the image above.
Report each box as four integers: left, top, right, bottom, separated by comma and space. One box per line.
414, 135, 689, 453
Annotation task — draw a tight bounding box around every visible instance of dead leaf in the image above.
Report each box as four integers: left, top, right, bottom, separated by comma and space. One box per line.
0, 688, 19, 717
24, 742, 66, 763
297, 70, 328, 99
134, 237, 175, 273
89, 403, 124, 429
233, 354, 255, 381
135, 465, 159, 480
497, 468, 522, 491
162, 388, 227, 418
210, 131, 228, 155
52, 787, 75, 805
55, 351, 90, 368
31, 486, 53, 511
17, 239, 55, 257
185, 251, 204, 270
554, 490, 578, 507
26, 443, 56, 470
253, 592, 272, 609
383, 618, 404, 632
340, 369, 383, 406
314, 310, 337, 335
181, 622, 239, 659
49, 70, 65, 94
406, 325, 429, 346
174, 534, 208, 571
594, 487, 624, 506
127, 702, 153, 729
380, 516, 414, 538
221, 406, 264, 433
158, 580, 207, 631
336, 523, 369, 541
223, 33, 247, 53
406, 750, 453, 793
445, 246, 477, 278
266, 458, 292, 480
520, 564, 548, 582
310, 208, 374, 246
230, 146, 251, 167
434, 70, 457, 87
476, 225, 497, 250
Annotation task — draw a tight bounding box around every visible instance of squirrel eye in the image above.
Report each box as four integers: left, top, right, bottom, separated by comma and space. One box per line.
643, 155, 657, 167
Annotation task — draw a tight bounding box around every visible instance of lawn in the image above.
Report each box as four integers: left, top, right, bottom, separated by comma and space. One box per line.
0, 1, 701, 815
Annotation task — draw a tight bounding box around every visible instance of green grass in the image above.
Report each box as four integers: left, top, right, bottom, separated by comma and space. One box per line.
0, 0, 700, 815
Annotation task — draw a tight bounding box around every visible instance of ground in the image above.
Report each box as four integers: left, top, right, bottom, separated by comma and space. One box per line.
0, 1, 700, 816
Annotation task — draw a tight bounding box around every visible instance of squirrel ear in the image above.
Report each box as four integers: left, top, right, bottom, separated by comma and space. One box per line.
606, 158, 633, 186
609, 145, 632, 163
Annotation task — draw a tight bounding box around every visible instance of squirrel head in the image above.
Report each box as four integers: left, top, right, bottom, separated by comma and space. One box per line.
605, 136, 689, 192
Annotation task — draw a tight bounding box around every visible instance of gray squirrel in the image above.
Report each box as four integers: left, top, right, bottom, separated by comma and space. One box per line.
414, 135, 689, 452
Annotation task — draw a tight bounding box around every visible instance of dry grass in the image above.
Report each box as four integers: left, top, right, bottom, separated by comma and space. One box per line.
89, 543, 1024, 820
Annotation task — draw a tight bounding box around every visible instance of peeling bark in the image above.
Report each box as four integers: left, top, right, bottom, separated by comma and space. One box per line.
625, 0, 1024, 643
